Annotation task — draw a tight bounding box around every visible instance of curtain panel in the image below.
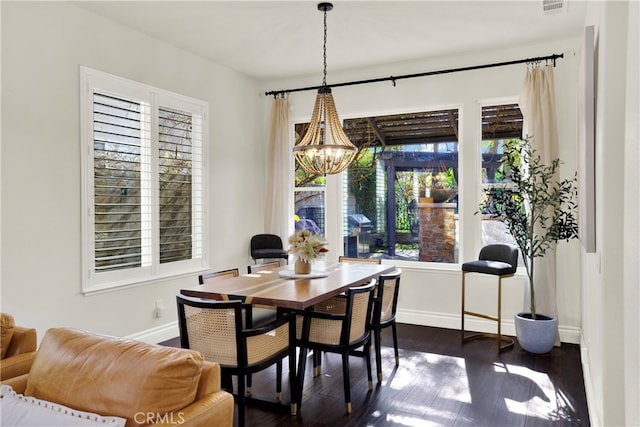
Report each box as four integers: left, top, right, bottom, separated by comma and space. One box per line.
265, 97, 293, 242
519, 64, 561, 346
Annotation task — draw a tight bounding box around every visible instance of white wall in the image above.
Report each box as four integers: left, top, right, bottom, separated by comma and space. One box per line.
581, 2, 639, 426
1, 2, 266, 341
261, 37, 583, 342
623, 3, 640, 426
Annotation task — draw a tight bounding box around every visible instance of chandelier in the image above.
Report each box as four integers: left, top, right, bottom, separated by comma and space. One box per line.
293, 2, 358, 176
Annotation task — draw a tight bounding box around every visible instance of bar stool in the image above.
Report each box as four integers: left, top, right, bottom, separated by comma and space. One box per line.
461, 244, 518, 352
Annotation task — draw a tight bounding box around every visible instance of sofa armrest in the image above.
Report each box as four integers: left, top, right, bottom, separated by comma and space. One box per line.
148, 391, 234, 427
0, 351, 36, 381
1, 373, 28, 393
5, 327, 37, 358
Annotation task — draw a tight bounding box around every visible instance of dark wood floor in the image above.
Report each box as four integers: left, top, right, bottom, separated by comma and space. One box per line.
160, 324, 590, 426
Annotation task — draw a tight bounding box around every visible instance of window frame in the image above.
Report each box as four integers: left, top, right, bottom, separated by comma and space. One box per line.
80, 67, 208, 294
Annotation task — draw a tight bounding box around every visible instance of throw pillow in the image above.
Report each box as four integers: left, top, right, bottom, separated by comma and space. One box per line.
0, 385, 126, 427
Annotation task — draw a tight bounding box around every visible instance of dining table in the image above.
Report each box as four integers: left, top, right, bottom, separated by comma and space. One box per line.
179, 260, 395, 412
180, 261, 394, 310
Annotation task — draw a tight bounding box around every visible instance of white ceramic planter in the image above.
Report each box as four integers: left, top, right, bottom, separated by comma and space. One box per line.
514, 312, 558, 354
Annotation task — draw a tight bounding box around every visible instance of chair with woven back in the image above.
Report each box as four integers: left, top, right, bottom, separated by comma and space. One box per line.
176, 295, 297, 427
247, 261, 280, 274
198, 268, 240, 285
338, 256, 381, 264
295, 281, 376, 414
371, 268, 402, 383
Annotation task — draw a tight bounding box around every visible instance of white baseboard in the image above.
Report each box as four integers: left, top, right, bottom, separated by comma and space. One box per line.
580, 333, 599, 427
397, 308, 581, 344
126, 321, 179, 344
129, 308, 581, 346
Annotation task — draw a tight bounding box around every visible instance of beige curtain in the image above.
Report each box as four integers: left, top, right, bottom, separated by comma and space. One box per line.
264, 96, 293, 241
519, 63, 561, 346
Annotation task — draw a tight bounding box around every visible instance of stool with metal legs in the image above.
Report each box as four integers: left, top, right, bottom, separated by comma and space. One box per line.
461, 244, 519, 352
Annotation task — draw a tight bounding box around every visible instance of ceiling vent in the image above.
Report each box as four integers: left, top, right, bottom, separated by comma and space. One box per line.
543, 0, 566, 15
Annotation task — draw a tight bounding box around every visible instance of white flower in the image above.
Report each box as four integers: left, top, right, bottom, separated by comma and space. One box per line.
287, 230, 328, 263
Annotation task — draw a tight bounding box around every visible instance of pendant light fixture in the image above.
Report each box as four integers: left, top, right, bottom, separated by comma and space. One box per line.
293, 2, 358, 175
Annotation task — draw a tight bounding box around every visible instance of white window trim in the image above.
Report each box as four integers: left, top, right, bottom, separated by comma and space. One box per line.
80, 66, 209, 295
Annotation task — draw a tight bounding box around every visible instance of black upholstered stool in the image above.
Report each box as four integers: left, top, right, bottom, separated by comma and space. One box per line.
461, 244, 519, 352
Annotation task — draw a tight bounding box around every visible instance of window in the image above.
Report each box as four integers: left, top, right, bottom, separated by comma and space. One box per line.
81, 67, 207, 293
341, 109, 459, 263
294, 123, 326, 236
480, 103, 524, 266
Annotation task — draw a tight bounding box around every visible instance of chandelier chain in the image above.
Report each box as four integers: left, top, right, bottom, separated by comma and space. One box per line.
322, 7, 327, 86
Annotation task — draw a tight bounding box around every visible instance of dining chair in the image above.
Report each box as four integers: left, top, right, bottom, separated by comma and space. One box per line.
176, 295, 297, 427
338, 256, 381, 264
250, 234, 289, 264
461, 244, 519, 352
371, 269, 402, 383
248, 261, 280, 274
296, 282, 376, 414
198, 268, 239, 285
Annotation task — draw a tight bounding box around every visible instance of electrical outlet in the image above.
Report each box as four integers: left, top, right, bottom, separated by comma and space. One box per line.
154, 300, 166, 319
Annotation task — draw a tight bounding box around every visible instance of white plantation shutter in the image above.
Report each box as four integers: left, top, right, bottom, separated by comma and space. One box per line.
81, 67, 207, 293
158, 105, 204, 264
93, 92, 152, 272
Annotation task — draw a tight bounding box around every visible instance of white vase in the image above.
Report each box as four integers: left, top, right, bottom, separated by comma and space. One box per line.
514, 312, 558, 354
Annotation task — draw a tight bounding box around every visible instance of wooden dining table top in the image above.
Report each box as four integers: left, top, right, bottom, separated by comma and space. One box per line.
181, 262, 395, 310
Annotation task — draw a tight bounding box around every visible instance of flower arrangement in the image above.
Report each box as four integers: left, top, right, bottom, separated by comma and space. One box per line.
287, 229, 328, 263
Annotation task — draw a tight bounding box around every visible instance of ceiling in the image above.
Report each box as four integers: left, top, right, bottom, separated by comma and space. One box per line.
72, 0, 587, 81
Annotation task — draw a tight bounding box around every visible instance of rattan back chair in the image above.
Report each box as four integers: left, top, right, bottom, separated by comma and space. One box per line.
295, 282, 376, 414
176, 295, 297, 427
198, 268, 240, 285
371, 269, 402, 383
338, 256, 381, 264
247, 261, 280, 274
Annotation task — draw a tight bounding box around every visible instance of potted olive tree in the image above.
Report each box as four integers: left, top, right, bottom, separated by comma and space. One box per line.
479, 138, 579, 353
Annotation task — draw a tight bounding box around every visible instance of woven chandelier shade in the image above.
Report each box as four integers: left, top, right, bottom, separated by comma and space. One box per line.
293, 2, 357, 176
293, 86, 358, 175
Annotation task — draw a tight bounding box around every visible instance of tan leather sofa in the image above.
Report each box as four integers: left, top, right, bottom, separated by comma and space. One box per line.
0, 313, 37, 381
2, 327, 234, 427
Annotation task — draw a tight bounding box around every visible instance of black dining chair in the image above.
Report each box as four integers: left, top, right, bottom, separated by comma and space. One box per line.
295, 282, 376, 414
371, 268, 402, 383
250, 234, 289, 264
176, 295, 297, 427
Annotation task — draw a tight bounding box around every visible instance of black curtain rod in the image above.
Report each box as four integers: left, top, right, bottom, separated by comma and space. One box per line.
265, 53, 563, 97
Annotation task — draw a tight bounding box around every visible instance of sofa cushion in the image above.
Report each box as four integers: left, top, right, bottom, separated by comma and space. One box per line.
1, 385, 126, 426
1, 313, 15, 358
24, 328, 204, 422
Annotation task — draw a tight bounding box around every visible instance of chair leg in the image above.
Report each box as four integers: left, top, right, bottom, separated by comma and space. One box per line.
461, 272, 514, 352
391, 321, 399, 365
341, 353, 352, 414
221, 371, 233, 393
296, 346, 308, 411
312, 350, 317, 376
237, 374, 246, 427
288, 345, 297, 416
276, 361, 282, 401
374, 327, 383, 383
365, 340, 373, 390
